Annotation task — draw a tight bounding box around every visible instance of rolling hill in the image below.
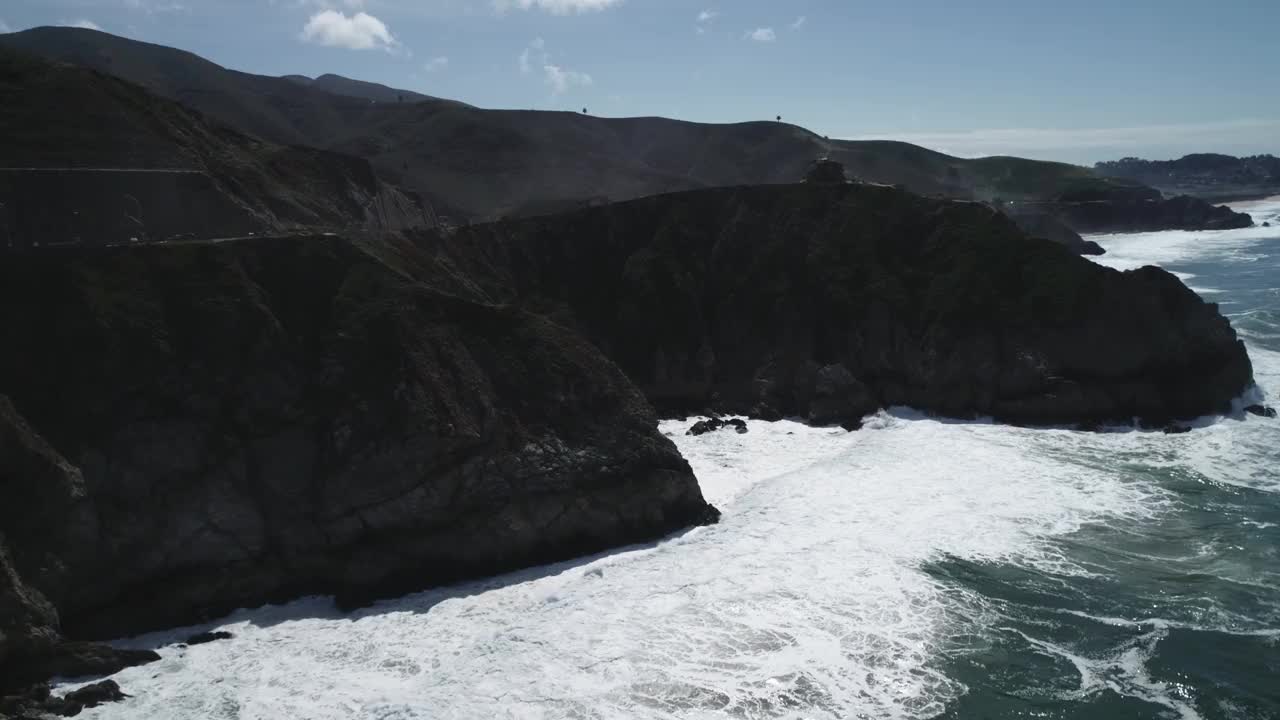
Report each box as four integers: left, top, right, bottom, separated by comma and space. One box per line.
0, 27, 1150, 224
0, 46, 425, 246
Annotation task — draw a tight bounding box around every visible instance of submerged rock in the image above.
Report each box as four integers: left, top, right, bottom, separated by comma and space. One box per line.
1245, 404, 1277, 418
183, 631, 234, 646
687, 418, 749, 436
59, 680, 129, 715
1164, 425, 1193, 435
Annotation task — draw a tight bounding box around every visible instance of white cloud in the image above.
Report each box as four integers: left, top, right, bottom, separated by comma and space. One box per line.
63, 19, 103, 30
424, 56, 449, 72
0, 18, 10, 33
790, 15, 806, 30
520, 37, 544, 73
494, 0, 621, 14
746, 27, 775, 42
543, 64, 591, 94
124, 0, 188, 13
518, 37, 591, 94
697, 10, 718, 23
300, 10, 398, 51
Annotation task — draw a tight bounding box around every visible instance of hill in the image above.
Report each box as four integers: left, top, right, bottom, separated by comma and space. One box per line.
0, 27, 1148, 224
1096, 154, 1280, 201
284, 72, 467, 107
0, 46, 426, 246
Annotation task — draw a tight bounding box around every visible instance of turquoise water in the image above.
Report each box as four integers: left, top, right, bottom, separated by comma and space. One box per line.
937, 200, 1280, 719
69, 200, 1280, 720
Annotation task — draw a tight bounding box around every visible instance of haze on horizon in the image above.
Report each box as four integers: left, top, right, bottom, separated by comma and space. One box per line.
1, 0, 1276, 166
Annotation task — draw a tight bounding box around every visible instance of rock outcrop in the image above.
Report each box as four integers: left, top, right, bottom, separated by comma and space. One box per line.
1050, 194, 1254, 233
0, 235, 716, 698
438, 183, 1254, 428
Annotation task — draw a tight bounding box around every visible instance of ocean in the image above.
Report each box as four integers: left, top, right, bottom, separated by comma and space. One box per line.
64, 198, 1280, 720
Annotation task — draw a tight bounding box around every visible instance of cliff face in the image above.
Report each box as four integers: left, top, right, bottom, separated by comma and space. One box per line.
0, 183, 1256, 707
1050, 195, 1255, 234
440, 184, 1253, 427
0, 235, 715, 689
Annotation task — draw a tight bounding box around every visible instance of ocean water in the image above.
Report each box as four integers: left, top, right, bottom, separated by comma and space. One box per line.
63, 199, 1280, 720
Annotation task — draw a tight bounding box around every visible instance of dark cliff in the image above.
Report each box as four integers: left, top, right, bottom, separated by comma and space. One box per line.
1048, 194, 1255, 234
0, 183, 1256, 710
0, 235, 715, 695
436, 184, 1254, 427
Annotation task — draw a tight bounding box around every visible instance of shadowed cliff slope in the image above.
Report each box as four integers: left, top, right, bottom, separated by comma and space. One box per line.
0, 235, 716, 697
0, 46, 426, 245
435, 184, 1254, 427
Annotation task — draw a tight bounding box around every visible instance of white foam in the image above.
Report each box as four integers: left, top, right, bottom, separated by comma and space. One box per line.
1086, 196, 1280, 275
66, 416, 1163, 720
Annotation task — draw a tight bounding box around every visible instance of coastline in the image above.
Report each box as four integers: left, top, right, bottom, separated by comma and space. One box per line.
1190, 190, 1280, 205
1228, 193, 1280, 210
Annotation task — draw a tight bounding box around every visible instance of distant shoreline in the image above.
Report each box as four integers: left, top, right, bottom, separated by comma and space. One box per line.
1227, 193, 1280, 209
1194, 189, 1280, 205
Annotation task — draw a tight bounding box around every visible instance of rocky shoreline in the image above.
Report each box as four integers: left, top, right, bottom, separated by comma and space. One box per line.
0, 184, 1257, 715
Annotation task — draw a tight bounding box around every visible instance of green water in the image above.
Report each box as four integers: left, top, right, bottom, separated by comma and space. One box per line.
936, 211, 1280, 720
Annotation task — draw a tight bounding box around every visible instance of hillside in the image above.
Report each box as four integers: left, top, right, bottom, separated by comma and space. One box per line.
0, 27, 1148, 224
0, 46, 426, 245
1096, 154, 1280, 201
284, 72, 468, 107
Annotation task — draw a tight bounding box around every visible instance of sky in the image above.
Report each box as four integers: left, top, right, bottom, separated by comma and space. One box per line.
2, 0, 1278, 165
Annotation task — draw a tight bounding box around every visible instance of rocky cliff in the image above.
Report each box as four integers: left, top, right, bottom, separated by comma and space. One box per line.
0, 235, 716, 701
1048, 194, 1256, 234
0, 183, 1256, 711
438, 184, 1254, 427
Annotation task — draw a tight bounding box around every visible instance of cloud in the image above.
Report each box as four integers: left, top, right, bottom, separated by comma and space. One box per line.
790, 15, 806, 30
846, 119, 1280, 163
520, 36, 544, 73
518, 37, 591, 94
543, 64, 591, 94
123, 0, 188, 13
0, 18, 10, 33
697, 10, 718, 23
746, 27, 775, 42
63, 19, 103, 30
300, 10, 398, 50
495, 0, 621, 15
424, 56, 449, 72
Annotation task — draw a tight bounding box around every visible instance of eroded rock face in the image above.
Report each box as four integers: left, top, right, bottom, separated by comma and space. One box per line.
440, 183, 1253, 428
0, 235, 715, 661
